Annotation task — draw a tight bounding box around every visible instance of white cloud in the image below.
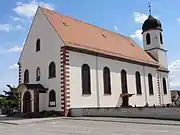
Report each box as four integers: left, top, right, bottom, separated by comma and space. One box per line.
130, 12, 147, 41
11, 16, 26, 23
0, 24, 12, 32
133, 12, 148, 24
15, 25, 23, 30
0, 46, 23, 55
113, 26, 118, 31
130, 29, 142, 41
131, 12, 159, 42
13, 17, 22, 21
168, 60, 180, 89
169, 60, 180, 72
178, 18, 180, 21
133, 12, 159, 24
7, 46, 23, 52
13, 0, 55, 18
9, 64, 18, 70
0, 24, 23, 32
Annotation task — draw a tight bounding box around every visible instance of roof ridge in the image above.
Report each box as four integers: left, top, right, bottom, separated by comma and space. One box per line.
40, 6, 133, 42
40, 6, 157, 66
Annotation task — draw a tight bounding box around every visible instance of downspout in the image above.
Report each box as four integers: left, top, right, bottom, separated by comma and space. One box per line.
96, 54, 100, 108
143, 66, 148, 105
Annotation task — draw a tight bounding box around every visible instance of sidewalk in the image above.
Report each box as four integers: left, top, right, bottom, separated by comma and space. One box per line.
0, 117, 61, 125
1, 116, 180, 126
63, 117, 180, 126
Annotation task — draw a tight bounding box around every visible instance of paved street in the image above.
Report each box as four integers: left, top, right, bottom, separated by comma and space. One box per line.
1, 117, 180, 135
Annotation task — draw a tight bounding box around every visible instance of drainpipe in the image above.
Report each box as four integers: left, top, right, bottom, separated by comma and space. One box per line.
96, 54, 100, 108
143, 66, 148, 105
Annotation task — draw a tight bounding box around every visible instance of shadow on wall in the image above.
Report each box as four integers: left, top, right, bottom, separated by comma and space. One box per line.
69, 52, 144, 76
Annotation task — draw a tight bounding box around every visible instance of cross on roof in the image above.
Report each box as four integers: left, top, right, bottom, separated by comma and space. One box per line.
148, 0, 152, 15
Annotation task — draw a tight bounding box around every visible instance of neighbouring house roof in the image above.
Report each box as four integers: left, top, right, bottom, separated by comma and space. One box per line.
171, 90, 180, 104
40, 7, 159, 67
171, 90, 180, 95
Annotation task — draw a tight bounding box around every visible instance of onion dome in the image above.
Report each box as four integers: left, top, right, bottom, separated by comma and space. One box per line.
142, 15, 162, 32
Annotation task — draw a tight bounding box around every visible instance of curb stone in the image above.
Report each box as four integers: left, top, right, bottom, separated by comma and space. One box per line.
62, 117, 180, 126
0, 122, 19, 125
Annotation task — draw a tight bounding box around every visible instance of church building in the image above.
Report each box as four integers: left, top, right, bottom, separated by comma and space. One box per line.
17, 6, 171, 116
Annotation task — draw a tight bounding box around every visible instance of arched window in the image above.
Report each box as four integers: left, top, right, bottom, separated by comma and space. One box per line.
36, 39, 40, 52
103, 67, 111, 94
49, 90, 56, 107
136, 71, 142, 95
24, 69, 29, 83
146, 33, 151, 45
36, 67, 40, 81
160, 33, 163, 44
49, 61, 56, 78
163, 78, 167, 94
148, 73, 154, 95
121, 69, 128, 94
81, 64, 91, 94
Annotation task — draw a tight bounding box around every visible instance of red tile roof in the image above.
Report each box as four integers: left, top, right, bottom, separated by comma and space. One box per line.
40, 7, 158, 66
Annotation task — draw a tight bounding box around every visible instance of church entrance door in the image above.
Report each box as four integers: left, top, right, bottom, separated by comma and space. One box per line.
122, 96, 129, 107
23, 91, 32, 113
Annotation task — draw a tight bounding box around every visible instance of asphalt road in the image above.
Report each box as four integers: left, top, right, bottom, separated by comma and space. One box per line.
1, 118, 180, 135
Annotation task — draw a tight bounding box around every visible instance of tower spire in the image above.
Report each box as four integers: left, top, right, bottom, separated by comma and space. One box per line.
148, 0, 151, 15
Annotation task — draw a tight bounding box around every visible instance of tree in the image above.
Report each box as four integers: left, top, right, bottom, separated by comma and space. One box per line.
0, 85, 19, 108
174, 91, 180, 106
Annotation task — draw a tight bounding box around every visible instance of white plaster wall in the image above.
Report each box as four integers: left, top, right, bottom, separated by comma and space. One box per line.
158, 50, 168, 67
19, 8, 64, 111
69, 52, 98, 108
146, 49, 158, 60
69, 51, 162, 108
144, 66, 159, 106
39, 93, 46, 112
97, 57, 147, 107
159, 71, 171, 105
143, 30, 164, 50
143, 30, 167, 68
146, 49, 167, 68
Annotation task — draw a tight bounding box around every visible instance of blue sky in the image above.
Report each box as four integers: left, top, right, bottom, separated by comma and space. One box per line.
0, 0, 180, 92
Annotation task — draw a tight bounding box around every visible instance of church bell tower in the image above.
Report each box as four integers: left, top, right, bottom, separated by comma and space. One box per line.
142, 3, 167, 68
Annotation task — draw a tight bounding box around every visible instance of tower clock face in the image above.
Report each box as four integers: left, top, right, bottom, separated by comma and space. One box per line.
154, 36, 158, 39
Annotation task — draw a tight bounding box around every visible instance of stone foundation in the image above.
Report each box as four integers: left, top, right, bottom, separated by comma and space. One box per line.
70, 107, 180, 120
